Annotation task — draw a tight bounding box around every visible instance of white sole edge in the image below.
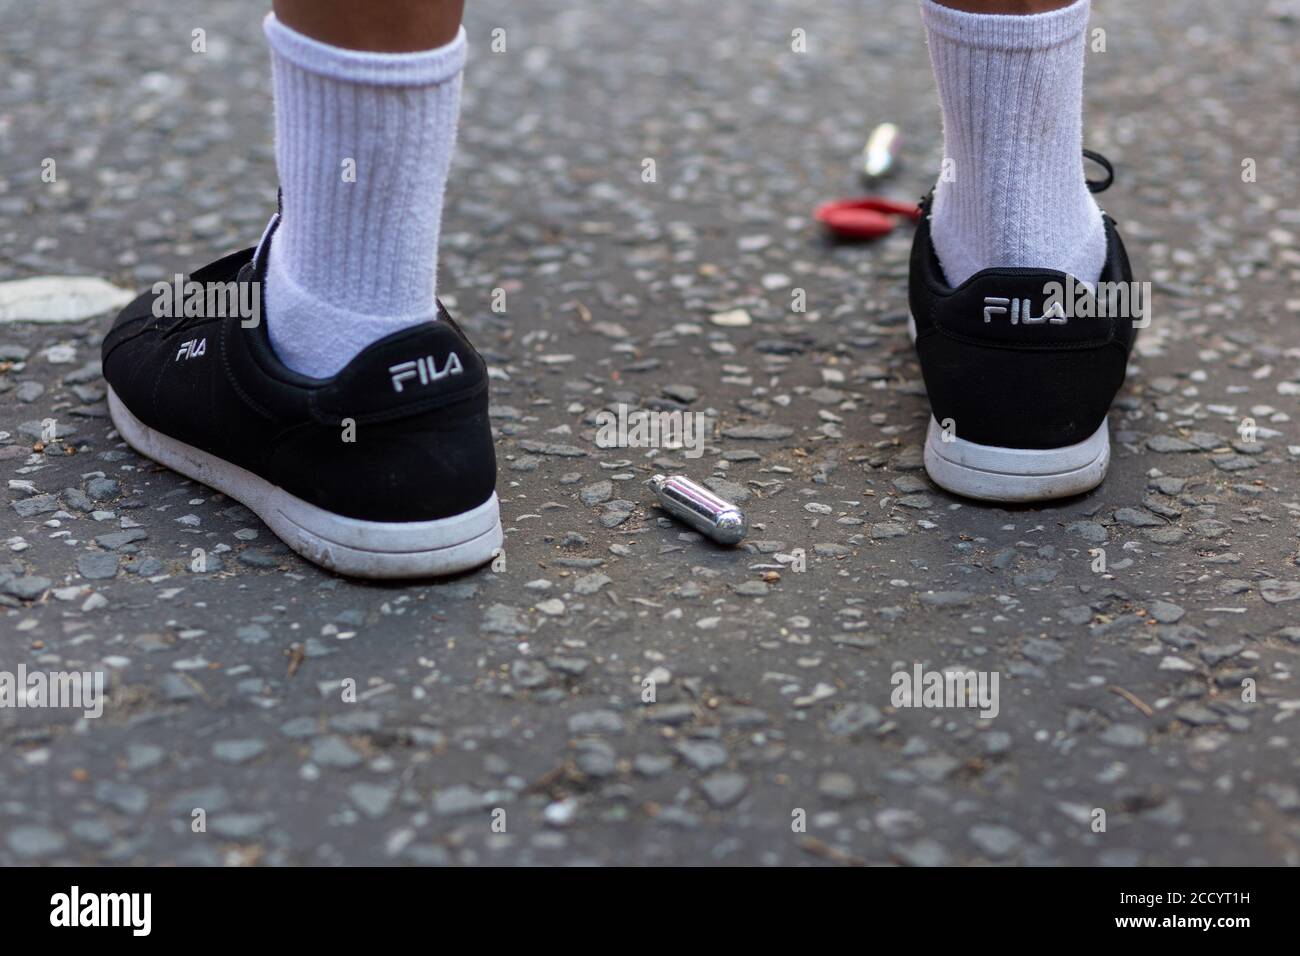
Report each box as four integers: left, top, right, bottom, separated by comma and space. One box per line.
924, 415, 1110, 502
107, 385, 502, 579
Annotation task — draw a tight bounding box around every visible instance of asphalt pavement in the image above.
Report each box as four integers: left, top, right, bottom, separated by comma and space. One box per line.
1, 0, 1299, 865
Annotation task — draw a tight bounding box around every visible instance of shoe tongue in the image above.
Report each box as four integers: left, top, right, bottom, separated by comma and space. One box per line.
314, 316, 482, 421
937, 269, 1125, 345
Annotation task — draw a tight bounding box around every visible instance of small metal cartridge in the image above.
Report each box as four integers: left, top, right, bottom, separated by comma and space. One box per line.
861, 122, 900, 181
648, 474, 747, 546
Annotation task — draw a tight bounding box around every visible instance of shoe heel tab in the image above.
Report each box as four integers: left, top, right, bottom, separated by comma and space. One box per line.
312, 319, 487, 425
928, 268, 1127, 348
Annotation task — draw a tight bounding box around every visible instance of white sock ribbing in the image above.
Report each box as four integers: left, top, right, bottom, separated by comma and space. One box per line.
262, 14, 466, 378
921, 0, 1105, 288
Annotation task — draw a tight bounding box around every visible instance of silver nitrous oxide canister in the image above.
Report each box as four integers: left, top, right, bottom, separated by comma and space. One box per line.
648, 474, 747, 546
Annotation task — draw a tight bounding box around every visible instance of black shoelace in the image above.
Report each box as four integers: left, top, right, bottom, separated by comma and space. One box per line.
1084, 148, 1114, 193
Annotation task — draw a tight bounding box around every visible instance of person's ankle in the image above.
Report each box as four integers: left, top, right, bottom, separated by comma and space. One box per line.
264, 238, 434, 379
931, 180, 1105, 286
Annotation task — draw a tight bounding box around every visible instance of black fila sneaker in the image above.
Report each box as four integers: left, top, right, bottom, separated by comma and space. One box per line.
907, 152, 1139, 502
101, 215, 501, 578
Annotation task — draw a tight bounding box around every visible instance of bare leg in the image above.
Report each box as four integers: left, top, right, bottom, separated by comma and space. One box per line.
273, 0, 464, 52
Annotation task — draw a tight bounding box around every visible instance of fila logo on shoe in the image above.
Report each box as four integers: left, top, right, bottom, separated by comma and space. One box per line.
175, 338, 207, 361
982, 296, 1067, 326
388, 353, 464, 393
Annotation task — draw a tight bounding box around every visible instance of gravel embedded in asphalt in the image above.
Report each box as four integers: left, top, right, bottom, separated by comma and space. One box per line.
1, 0, 1298, 866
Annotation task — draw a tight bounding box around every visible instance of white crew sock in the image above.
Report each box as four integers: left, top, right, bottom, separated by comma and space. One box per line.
920, 0, 1105, 287
262, 14, 466, 378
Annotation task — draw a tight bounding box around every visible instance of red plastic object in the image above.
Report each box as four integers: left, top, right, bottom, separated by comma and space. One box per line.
815, 196, 922, 240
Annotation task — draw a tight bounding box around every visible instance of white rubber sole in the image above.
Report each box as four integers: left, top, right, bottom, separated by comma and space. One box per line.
908, 315, 1109, 502
923, 415, 1110, 502
107, 385, 502, 579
